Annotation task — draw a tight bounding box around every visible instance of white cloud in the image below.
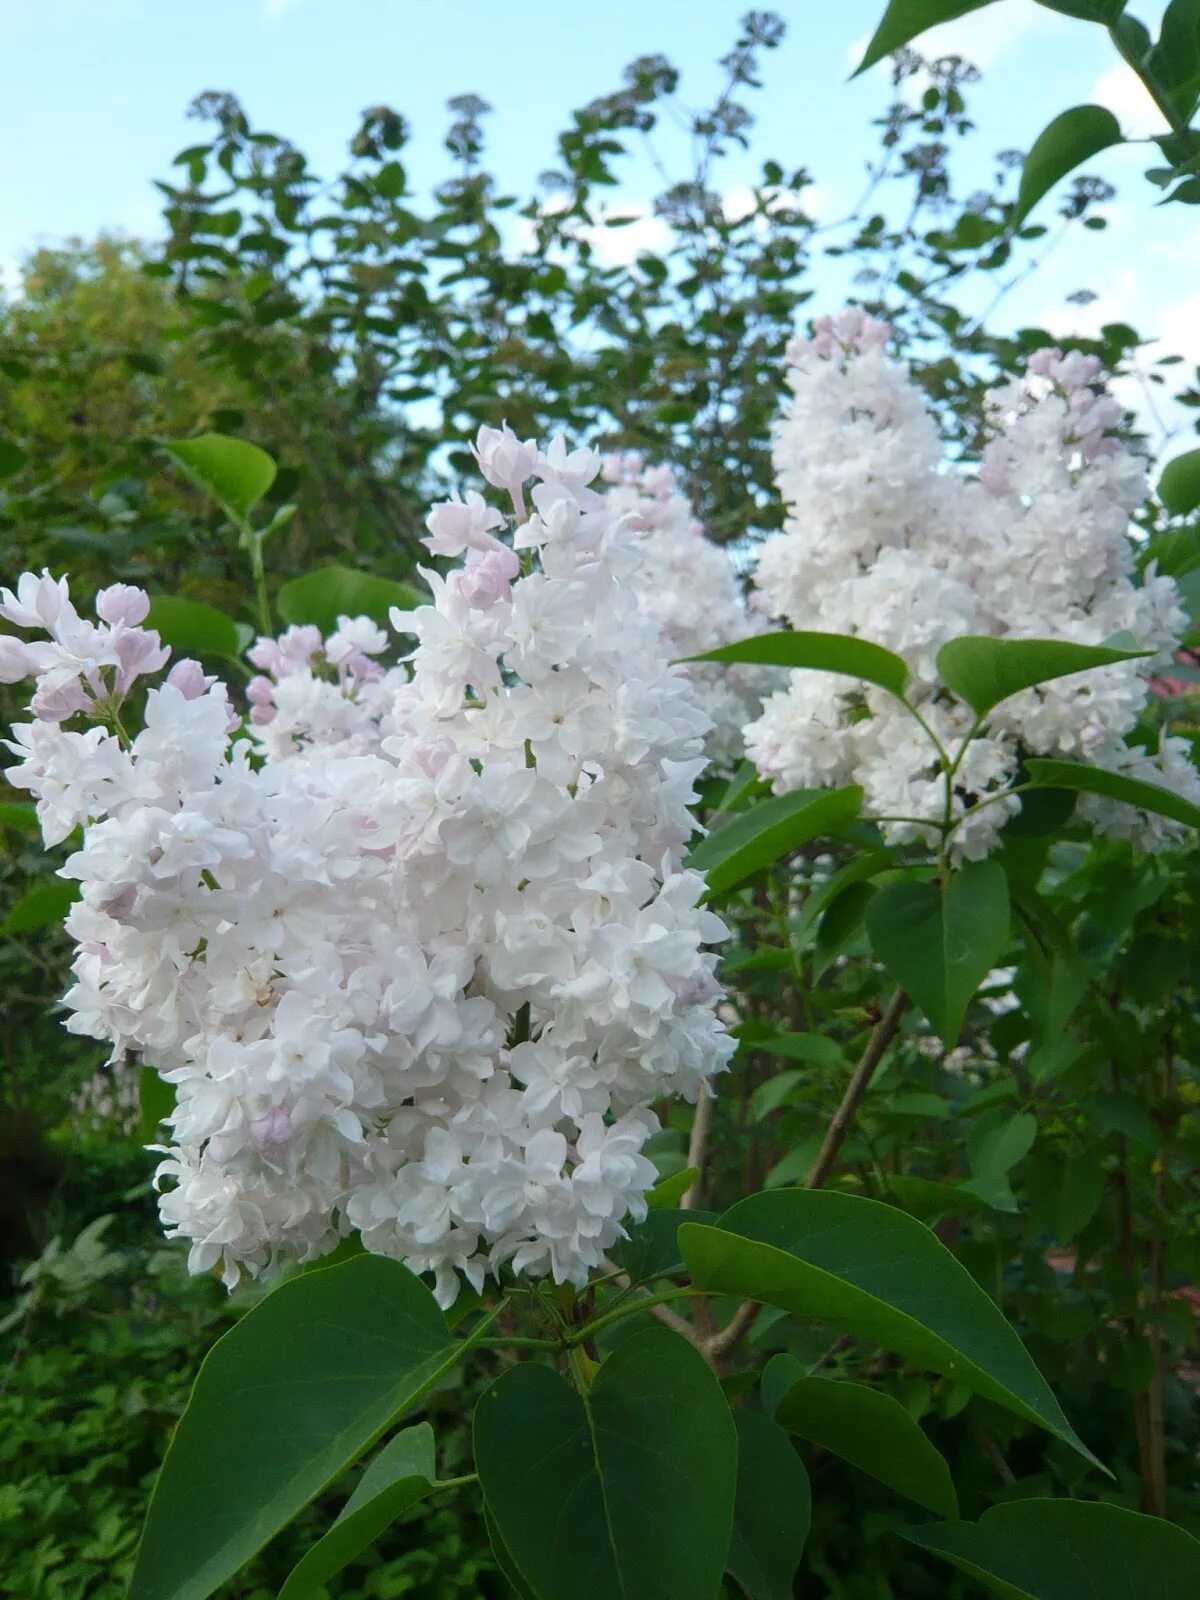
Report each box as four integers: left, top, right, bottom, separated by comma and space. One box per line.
264, 0, 298, 17
581, 207, 672, 268
1090, 62, 1163, 140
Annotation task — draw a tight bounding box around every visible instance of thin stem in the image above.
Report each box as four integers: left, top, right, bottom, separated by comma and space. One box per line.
805, 990, 910, 1190
566, 1286, 703, 1347
243, 522, 272, 637
470, 1336, 560, 1351
431, 1473, 478, 1494
705, 990, 911, 1367
680, 1080, 712, 1210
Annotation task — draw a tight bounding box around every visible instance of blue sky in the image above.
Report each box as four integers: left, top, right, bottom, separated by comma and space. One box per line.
2, 0, 1196, 452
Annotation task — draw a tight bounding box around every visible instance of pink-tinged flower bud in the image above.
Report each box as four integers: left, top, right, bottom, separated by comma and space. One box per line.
166, 659, 212, 700
32, 675, 93, 722
115, 628, 170, 693
454, 547, 519, 610
246, 637, 284, 675
249, 703, 276, 725
251, 1106, 294, 1147
472, 424, 539, 510
412, 734, 455, 777
96, 584, 150, 626
0, 634, 42, 684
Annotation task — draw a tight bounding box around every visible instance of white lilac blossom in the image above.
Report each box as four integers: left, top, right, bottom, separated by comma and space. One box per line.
601, 452, 766, 769
1, 432, 734, 1305
747, 309, 1200, 857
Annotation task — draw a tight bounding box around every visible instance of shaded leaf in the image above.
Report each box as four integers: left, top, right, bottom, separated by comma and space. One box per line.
726, 1411, 811, 1600
1159, 446, 1200, 516
774, 1374, 957, 1517
680, 1190, 1098, 1466
128, 1256, 467, 1600
1024, 757, 1200, 830
278, 1426, 438, 1600
2, 875, 78, 935
866, 862, 1010, 1045
475, 1327, 736, 1600
688, 787, 863, 896
903, 1499, 1200, 1599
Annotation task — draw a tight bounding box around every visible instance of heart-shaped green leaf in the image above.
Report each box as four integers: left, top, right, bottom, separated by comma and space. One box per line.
475, 1326, 736, 1600
866, 861, 1010, 1045
679, 1190, 1099, 1468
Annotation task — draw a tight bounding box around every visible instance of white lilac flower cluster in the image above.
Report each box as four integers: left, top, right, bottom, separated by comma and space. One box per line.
0, 430, 734, 1305
747, 309, 1200, 858
601, 451, 766, 770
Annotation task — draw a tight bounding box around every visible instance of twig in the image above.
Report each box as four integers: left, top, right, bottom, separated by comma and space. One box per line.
600, 1258, 707, 1352
702, 990, 910, 1366
805, 990, 909, 1191
681, 1080, 713, 1210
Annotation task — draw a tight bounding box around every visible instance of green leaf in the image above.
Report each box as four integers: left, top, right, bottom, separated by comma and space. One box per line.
814, 880, 876, 978
887, 1175, 989, 1224
277, 565, 426, 634
138, 1067, 176, 1143
0, 437, 27, 478
1159, 446, 1200, 515
967, 1112, 1038, 1182
475, 1327, 737, 1600
854, 2, 997, 76
689, 630, 909, 698
688, 787, 863, 896
742, 1031, 843, 1068
146, 596, 241, 661
866, 862, 1010, 1046
903, 1499, 1200, 1599
1013, 106, 1123, 226
936, 636, 1149, 718
484, 1504, 538, 1600
277, 1426, 438, 1600
1024, 757, 1200, 830
773, 1374, 957, 1517
162, 434, 276, 525
613, 1208, 716, 1287
646, 1166, 699, 1209
128, 1256, 467, 1600
1, 875, 78, 935
726, 1411, 811, 1600
0, 799, 38, 833
679, 1190, 1099, 1466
